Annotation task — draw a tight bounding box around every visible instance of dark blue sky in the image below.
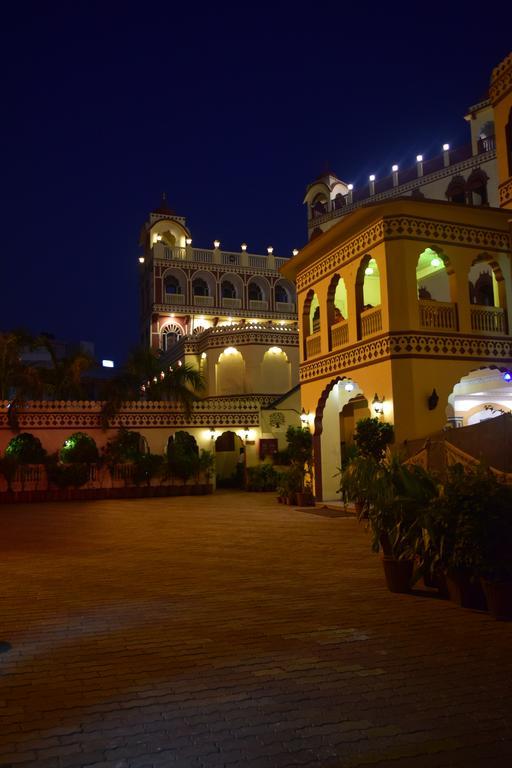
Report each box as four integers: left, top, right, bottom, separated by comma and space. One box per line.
2, 2, 510, 363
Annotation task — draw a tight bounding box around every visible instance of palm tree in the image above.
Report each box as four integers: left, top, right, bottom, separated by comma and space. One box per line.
36, 337, 97, 400
0, 329, 42, 401
100, 347, 205, 427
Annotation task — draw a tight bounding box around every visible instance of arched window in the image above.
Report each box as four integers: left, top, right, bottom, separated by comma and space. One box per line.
275, 284, 288, 303
416, 248, 457, 330
161, 323, 183, 351
248, 282, 262, 301
311, 194, 328, 218
327, 274, 348, 349
164, 275, 181, 294
312, 306, 320, 333
467, 169, 489, 206
355, 256, 382, 339
446, 176, 466, 204
221, 280, 236, 299
192, 278, 209, 296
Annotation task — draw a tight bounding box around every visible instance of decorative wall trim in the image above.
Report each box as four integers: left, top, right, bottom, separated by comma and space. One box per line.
154, 303, 297, 320
297, 214, 510, 293
490, 53, 512, 106
299, 331, 512, 383
166, 326, 299, 358
0, 395, 281, 431
499, 178, 512, 208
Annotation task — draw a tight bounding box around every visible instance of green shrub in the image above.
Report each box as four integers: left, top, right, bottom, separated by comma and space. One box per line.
5, 433, 46, 464
60, 432, 99, 464
46, 456, 89, 488
247, 463, 278, 491
132, 453, 164, 486
354, 418, 394, 461
103, 428, 145, 465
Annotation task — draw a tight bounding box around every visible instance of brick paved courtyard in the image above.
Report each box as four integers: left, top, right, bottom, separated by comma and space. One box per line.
1, 492, 511, 768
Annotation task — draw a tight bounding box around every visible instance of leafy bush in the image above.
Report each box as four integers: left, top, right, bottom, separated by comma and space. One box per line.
5, 433, 46, 464
354, 418, 394, 461
132, 453, 164, 486
60, 432, 99, 464
247, 463, 278, 491
167, 431, 199, 484
425, 464, 512, 581
103, 428, 145, 466
46, 455, 89, 488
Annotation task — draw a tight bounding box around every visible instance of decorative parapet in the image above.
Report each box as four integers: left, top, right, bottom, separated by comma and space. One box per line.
165, 325, 299, 360
153, 302, 297, 320
153, 244, 290, 276
490, 52, 512, 106
0, 394, 281, 431
296, 214, 510, 293
308, 149, 497, 230
499, 178, 512, 208
299, 331, 512, 383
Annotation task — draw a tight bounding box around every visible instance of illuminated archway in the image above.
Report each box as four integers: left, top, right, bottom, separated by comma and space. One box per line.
355, 255, 381, 339
312, 376, 368, 501
260, 347, 290, 392
216, 347, 245, 395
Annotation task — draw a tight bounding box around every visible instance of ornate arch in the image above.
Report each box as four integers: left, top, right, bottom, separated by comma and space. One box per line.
160, 322, 184, 351
446, 175, 466, 203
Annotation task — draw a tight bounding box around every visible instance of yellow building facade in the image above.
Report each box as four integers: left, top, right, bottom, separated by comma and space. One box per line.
281, 198, 512, 500
490, 52, 512, 210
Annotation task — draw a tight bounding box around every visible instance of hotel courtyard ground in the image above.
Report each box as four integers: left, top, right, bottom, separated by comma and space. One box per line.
1, 492, 511, 768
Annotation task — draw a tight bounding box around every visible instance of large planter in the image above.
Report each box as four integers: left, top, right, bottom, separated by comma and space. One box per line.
382, 556, 413, 593
482, 580, 512, 621
446, 572, 487, 611
296, 491, 315, 507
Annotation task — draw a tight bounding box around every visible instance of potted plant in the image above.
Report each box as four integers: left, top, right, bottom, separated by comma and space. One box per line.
425, 464, 506, 611
284, 426, 315, 506
361, 457, 435, 593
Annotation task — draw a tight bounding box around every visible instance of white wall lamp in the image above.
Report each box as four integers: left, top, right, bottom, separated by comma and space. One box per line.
372, 393, 385, 415
300, 408, 309, 427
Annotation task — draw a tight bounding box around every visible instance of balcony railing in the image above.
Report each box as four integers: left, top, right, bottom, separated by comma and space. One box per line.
331, 319, 349, 349
164, 293, 185, 305
154, 243, 290, 273
193, 249, 213, 263
470, 305, 506, 334
221, 297, 242, 309
222, 252, 240, 266
306, 332, 322, 358
163, 246, 187, 260
419, 299, 457, 331
360, 306, 382, 338
249, 255, 267, 268
193, 295, 214, 307
249, 299, 269, 310
276, 301, 295, 313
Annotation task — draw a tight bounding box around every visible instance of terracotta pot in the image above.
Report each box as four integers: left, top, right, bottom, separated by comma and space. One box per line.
481, 580, 512, 621
382, 557, 413, 593
296, 492, 315, 507
446, 572, 487, 611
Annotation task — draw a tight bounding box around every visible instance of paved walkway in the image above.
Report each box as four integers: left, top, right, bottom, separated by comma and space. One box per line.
1, 492, 511, 768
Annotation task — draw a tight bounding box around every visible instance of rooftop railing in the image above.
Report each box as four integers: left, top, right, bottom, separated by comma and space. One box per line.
310, 136, 496, 225
155, 244, 290, 272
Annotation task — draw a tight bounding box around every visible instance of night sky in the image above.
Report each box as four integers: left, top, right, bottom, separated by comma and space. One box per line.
2, 2, 510, 364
